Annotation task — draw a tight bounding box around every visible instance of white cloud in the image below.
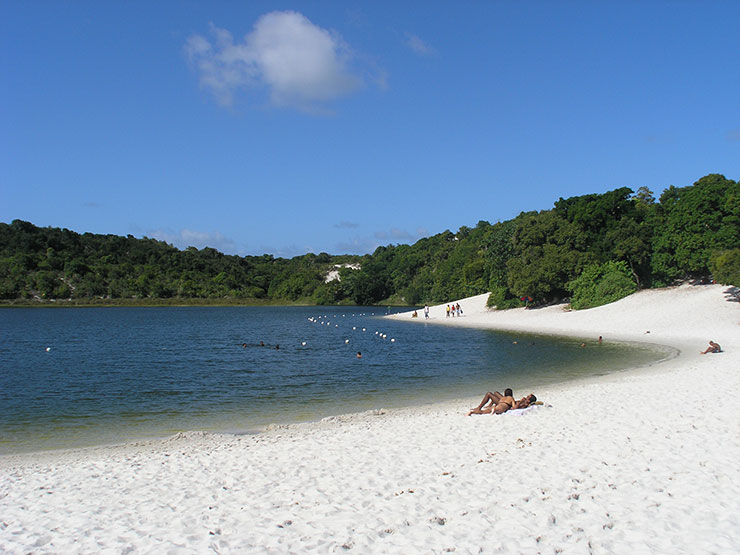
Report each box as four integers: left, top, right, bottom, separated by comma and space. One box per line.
405, 33, 435, 56
185, 11, 364, 112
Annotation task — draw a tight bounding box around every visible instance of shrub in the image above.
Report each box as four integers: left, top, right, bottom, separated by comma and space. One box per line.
710, 249, 740, 287
487, 286, 523, 310
567, 260, 637, 310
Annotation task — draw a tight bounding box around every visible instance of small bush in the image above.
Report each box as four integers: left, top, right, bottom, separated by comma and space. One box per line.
710, 249, 740, 287
567, 260, 637, 310
487, 286, 522, 310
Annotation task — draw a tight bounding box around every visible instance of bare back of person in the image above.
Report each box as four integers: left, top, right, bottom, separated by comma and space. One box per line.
492, 395, 516, 414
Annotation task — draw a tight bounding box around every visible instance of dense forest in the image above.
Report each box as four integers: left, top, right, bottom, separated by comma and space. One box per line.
2, 174, 738, 308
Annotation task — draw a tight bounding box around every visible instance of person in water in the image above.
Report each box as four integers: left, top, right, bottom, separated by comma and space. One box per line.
356, 351, 362, 359
700, 340, 721, 354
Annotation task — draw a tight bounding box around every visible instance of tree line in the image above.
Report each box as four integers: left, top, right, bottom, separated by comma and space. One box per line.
1, 173, 738, 308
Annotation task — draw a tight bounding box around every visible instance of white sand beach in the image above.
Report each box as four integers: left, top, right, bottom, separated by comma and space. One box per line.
2, 283, 739, 553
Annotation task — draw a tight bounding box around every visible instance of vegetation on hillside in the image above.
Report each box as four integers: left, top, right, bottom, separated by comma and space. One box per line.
2, 174, 737, 307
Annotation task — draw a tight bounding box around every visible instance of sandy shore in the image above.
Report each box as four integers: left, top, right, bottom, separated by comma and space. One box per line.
2, 284, 739, 553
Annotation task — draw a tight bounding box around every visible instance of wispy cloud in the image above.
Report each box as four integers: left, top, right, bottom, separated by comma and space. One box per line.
333, 226, 429, 254
405, 33, 435, 56
334, 221, 360, 229
334, 237, 380, 254
185, 11, 366, 112
149, 228, 238, 254
374, 228, 418, 241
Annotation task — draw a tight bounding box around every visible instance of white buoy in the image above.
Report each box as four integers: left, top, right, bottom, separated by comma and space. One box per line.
391, 338, 395, 342
302, 341, 307, 346
345, 339, 349, 343
362, 328, 366, 332
352, 327, 356, 330
45, 347, 51, 352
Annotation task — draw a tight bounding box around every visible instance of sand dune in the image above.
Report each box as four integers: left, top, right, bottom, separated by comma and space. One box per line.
1, 284, 739, 553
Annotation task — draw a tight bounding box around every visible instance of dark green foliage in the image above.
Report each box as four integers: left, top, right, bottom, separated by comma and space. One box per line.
2, 173, 737, 307
0, 220, 362, 304
710, 249, 740, 287
567, 260, 637, 310
504, 210, 591, 303
651, 174, 740, 284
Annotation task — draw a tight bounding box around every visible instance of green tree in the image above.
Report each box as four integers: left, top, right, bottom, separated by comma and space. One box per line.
567, 260, 637, 310
651, 174, 740, 283
709, 249, 740, 287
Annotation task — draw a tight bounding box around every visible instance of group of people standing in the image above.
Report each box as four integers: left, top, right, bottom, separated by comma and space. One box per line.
446, 303, 462, 318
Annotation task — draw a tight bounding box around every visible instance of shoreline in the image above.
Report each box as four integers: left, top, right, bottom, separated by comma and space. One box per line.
2, 283, 739, 552
0, 332, 670, 458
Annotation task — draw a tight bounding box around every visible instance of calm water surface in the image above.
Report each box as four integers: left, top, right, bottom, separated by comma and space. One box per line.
0, 306, 668, 453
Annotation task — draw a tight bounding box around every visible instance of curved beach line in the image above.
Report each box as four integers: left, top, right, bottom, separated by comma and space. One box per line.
1, 284, 739, 553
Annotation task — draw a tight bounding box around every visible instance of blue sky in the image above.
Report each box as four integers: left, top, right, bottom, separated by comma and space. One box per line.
2, 1, 738, 257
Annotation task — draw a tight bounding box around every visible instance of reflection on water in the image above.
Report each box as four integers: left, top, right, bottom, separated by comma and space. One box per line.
0, 306, 668, 453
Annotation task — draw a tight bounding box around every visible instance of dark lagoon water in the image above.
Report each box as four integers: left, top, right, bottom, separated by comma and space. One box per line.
0, 306, 669, 454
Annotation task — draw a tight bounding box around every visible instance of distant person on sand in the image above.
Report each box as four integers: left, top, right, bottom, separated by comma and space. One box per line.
700, 340, 722, 354
467, 390, 537, 415
468, 389, 515, 415
513, 393, 537, 409
424, 305, 430, 319
446, 305, 450, 318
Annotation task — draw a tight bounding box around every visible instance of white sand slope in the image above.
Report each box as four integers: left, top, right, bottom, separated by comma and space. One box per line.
1, 284, 739, 553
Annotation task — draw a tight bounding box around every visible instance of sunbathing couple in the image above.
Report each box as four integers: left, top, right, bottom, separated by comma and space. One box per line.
467, 389, 537, 416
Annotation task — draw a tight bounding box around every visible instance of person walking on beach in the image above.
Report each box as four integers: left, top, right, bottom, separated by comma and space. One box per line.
446, 305, 450, 318
424, 305, 429, 319
468, 389, 516, 415
700, 340, 722, 354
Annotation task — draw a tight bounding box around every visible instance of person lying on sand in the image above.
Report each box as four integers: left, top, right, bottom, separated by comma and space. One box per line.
513, 393, 537, 409
467, 389, 516, 415
700, 340, 722, 354
467, 390, 538, 416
